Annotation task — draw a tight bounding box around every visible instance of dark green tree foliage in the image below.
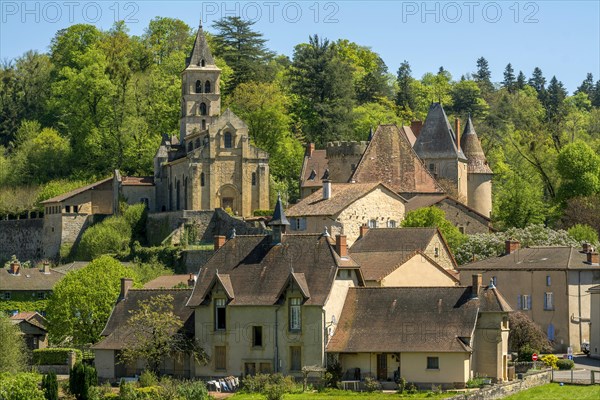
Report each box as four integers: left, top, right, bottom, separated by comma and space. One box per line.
516, 71, 527, 90
355, 56, 391, 103
50, 24, 101, 70
143, 17, 191, 65
502, 63, 516, 92
449, 80, 489, 118
290, 35, 355, 146
41, 372, 59, 400
69, 362, 97, 400
575, 73, 594, 96
528, 67, 546, 94
556, 140, 600, 200
473, 57, 494, 95
592, 80, 600, 107
396, 60, 415, 111
212, 17, 273, 93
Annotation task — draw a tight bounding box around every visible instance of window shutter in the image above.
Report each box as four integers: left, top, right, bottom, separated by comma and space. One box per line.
544, 293, 547, 310
527, 295, 532, 310
517, 295, 522, 310
300, 218, 306, 231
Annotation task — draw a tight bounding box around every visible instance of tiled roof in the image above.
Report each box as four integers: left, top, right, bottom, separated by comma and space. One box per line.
403, 126, 418, 146
186, 24, 216, 67
93, 289, 194, 350
187, 234, 344, 307
300, 149, 328, 189
10, 311, 47, 331
413, 103, 467, 161
350, 125, 444, 194
286, 182, 403, 217
0, 268, 64, 291
460, 117, 493, 174
327, 285, 509, 353
458, 247, 598, 270
405, 195, 492, 224
40, 177, 112, 204
122, 176, 154, 186
143, 275, 191, 289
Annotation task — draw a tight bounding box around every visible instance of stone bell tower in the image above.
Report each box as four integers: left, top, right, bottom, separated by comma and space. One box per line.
180, 22, 221, 142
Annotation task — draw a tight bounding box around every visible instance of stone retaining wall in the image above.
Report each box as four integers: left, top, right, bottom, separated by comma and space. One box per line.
446, 370, 552, 400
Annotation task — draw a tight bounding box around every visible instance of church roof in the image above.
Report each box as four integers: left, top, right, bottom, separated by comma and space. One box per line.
349, 125, 444, 194
413, 103, 467, 161
185, 23, 216, 68
460, 116, 493, 174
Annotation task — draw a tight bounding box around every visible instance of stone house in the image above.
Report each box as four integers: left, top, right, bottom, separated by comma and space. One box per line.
588, 285, 600, 359
326, 275, 512, 388
10, 311, 48, 350
405, 195, 493, 234
458, 241, 600, 352
0, 261, 63, 311
285, 182, 406, 246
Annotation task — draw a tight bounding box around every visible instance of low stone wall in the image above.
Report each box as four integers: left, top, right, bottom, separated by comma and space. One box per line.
0, 219, 43, 262
35, 365, 71, 375
181, 249, 215, 273
446, 370, 551, 400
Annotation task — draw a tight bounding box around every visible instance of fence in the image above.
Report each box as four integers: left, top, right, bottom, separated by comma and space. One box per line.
551, 369, 599, 385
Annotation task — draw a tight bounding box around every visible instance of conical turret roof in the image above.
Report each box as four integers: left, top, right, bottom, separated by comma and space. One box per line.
186, 22, 216, 68
460, 116, 493, 174
269, 194, 290, 226
413, 103, 467, 161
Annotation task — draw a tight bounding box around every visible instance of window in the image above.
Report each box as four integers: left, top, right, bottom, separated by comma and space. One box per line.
252, 172, 256, 186
427, 357, 439, 370
205, 80, 211, 93
201, 59, 205, 67
195, 138, 201, 148
434, 247, 440, 258
259, 362, 272, 373
387, 220, 396, 228
195, 80, 202, 93
492, 276, 497, 286
3, 292, 10, 300
224, 132, 232, 148
65, 205, 71, 213
202, 119, 206, 130
546, 275, 551, 286
544, 292, 554, 310
200, 172, 205, 187
292, 218, 306, 231
547, 323, 555, 341
368, 219, 377, 228
289, 298, 301, 331
140, 198, 149, 207
429, 163, 437, 175
188, 142, 193, 152
458, 226, 465, 234
200, 102, 207, 115
519, 294, 531, 310
37, 292, 46, 299
215, 298, 226, 330
290, 346, 302, 371
73, 205, 79, 213
244, 362, 256, 376
215, 346, 226, 370
252, 326, 263, 347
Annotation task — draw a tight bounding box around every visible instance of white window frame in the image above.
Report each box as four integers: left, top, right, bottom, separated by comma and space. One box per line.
520, 294, 531, 310
368, 219, 377, 229
544, 292, 554, 310
289, 298, 302, 331
387, 220, 397, 228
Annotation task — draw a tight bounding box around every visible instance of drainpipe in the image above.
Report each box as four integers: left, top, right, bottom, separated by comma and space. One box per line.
323, 309, 327, 368
275, 306, 280, 373
578, 271, 582, 349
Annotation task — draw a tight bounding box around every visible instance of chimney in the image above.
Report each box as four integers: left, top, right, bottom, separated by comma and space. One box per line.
119, 278, 133, 301
505, 239, 520, 255
582, 242, 592, 253
214, 235, 226, 251
587, 252, 599, 265
455, 118, 461, 151
188, 273, 196, 287
359, 224, 369, 238
42, 261, 50, 274
336, 235, 347, 258
323, 180, 331, 200
411, 120, 423, 137
472, 274, 482, 298
9, 261, 20, 275
306, 143, 315, 157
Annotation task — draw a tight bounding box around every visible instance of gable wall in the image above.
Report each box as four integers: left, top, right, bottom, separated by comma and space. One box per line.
379, 254, 457, 287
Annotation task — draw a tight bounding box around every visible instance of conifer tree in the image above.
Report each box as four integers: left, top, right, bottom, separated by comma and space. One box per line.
502, 63, 516, 92
473, 57, 494, 95
516, 71, 527, 90
396, 60, 415, 111
575, 73, 594, 96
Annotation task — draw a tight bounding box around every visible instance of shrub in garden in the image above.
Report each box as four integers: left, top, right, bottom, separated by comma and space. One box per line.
69, 362, 98, 400
138, 370, 158, 388
33, 348, 83, 365
76, 216, 132, 260
556, 359, 574, 370
0, 373, 45, 400
541, 354, 559, 370
242, 373, 296, 394
175, 380, 209, 400
363, 377, 381, 392
41, 372, 59, 400
518, 344, 538, 362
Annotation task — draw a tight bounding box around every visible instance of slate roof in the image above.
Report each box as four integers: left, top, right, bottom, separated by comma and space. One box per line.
187, 234, 348, 307
300, 149, 328, 189
413, 103, 467, 161
10, 311, 47, 331
92, 289, 194, 350
144, 275, 191, 289
269, 195, 290, 225
327, 285, 510, 353
458, 247, 598, 271
186, 24, 216, 67
460, 116, 493, 174
405, 195, 492, 224
0, 268, 64, 291
350, 125, 444, 194
286, 182, 404, 217
40, 177, 112, 204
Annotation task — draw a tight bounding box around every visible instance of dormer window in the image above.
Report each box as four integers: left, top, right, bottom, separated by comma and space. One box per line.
205, 80, 211, 93
224, 132, 232, 148
200, 103, 207, 116
195, 80, 203, 93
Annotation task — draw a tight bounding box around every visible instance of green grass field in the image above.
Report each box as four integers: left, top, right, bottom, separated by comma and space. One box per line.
503, 383, 600, 399
230, 389, 455, 399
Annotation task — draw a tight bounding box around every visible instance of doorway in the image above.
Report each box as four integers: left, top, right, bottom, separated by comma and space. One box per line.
377, 354, 387, 381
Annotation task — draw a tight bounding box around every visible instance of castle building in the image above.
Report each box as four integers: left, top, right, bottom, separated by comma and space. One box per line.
153, 23, 270, 216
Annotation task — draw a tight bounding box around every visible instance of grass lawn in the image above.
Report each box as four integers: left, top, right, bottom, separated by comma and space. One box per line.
230, 389, 456, 399
503, 383, 600, 400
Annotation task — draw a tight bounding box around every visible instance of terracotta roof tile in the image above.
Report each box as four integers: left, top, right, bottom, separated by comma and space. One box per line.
460, 117, 493, 174
300, 150, 328, 189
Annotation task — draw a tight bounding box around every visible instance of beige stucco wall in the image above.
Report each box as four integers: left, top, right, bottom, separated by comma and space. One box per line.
589, 289, 600, 358
473, 312, 509, 382
424, 234, 455, 271
323, 271, 359, 340
95, 349, 115, 380
379, 253, 457, 287
567, 270, 599, 352
467, 173, 492, 218
122, 185, 156, 212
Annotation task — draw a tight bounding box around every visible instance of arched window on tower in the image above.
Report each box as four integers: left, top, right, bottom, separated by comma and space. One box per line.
200, 172, 205, 187
201, 59, 205, 67
205, 80, 211, 93
195, 80, 202, 93
252, 172, 257, 186
224, 132, 232, 149
200, 103, 207, 115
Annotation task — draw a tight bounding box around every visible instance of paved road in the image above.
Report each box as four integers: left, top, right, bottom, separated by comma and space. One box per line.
552, 355, 600, 383
573, 354, 600, 371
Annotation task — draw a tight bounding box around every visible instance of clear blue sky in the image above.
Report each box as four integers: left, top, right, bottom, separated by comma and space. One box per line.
1, 1, 599, 92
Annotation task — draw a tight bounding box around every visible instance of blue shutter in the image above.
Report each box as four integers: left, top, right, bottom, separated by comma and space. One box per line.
547, 323, 555, 341
517, 295, 522, 310
527, 295, 532, 310
544, 293, 547, 310
300, 218, 306, 231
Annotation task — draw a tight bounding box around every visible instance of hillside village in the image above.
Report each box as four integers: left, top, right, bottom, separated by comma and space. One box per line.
1, 16, 600, 400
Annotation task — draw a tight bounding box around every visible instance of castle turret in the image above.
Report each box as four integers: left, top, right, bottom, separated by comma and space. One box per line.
460, 116, 493, 217
325, 141, 369, 183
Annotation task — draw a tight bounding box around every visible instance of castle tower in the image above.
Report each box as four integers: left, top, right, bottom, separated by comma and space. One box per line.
180, 22, 221, 142
325, 141, 369, 182
413, 103, 468, 202
460, 116, 493, 217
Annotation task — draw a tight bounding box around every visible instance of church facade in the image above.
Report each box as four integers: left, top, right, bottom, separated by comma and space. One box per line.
153, 24, 270, 217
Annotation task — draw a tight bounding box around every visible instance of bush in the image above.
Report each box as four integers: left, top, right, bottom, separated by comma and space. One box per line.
568, 224, 599, 245
518, 344, 538, 362
253, 209, 274, 217
396, 377, 407, 393
175, 380, 209, 400
130, 243, 181, 269
242, 373, 295, 394
123, 204, 148, 244
325, 361, 343, 388
69, 362, 98, 400
466, 377, 486, 388
0, 372, 45, 400
76, 216, 132, 260
556, 359, 574, 370
363, 377, 380, 392
138, 370, 158, 388
541, 354, 559, 370
42, 372, 59, 400
33, 348, 83, 365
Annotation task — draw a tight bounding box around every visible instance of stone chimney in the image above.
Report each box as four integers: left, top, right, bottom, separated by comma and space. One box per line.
582, 242, 592, 253
9, 261, 20, 275
119, 278, 133, 301
306, 143, 315, 157
188, 273, 196, 287
42, 261, 50, 275
336, 235, 347, 258
455, 118, 461, 151
587, 252, 599, 265
472, 274, 482, 298
214, 235, 226, 251
359, 224, 369, 238
323, 180, 332, 200
505, 239, 520, 255
411, 120, 423, 137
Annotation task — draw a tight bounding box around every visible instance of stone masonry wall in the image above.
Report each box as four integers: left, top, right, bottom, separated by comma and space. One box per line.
445, 370, 551, 400
0, 219, 43, 262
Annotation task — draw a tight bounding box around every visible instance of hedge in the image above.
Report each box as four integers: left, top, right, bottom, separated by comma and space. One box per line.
556, 359, 575, 370
32, 348, 82, 365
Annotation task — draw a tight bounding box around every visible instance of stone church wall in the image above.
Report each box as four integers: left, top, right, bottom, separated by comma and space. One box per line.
0, 219, 43, 262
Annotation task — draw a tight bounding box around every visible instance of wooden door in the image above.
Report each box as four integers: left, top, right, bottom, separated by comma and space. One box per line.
377, 354, 387, 381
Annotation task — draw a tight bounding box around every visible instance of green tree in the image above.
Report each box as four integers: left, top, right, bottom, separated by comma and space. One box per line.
396, 60, 417, 118
528, 67, 546, 94
50, 24, 102, 70
502, 63, 516, 93
567, 224, 599, 245
119, 294, 207, 375
143, 17, 191, 65
401, 206, 466, 253
556, 140, 600, 200
0, 373, 45, 400
41, 372, 59, 400
351, 100, 404, 139
76, 216, 133, 260
473, 57, 494, 96
69, 362, 97, 400
46, 256, 138, 345
449, 80, 489, 118
575, 73, 594, 97
516, 71, 527, 90
509, 312, 552, 353
0, 313, 27, 373
20, 128, 72, 183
